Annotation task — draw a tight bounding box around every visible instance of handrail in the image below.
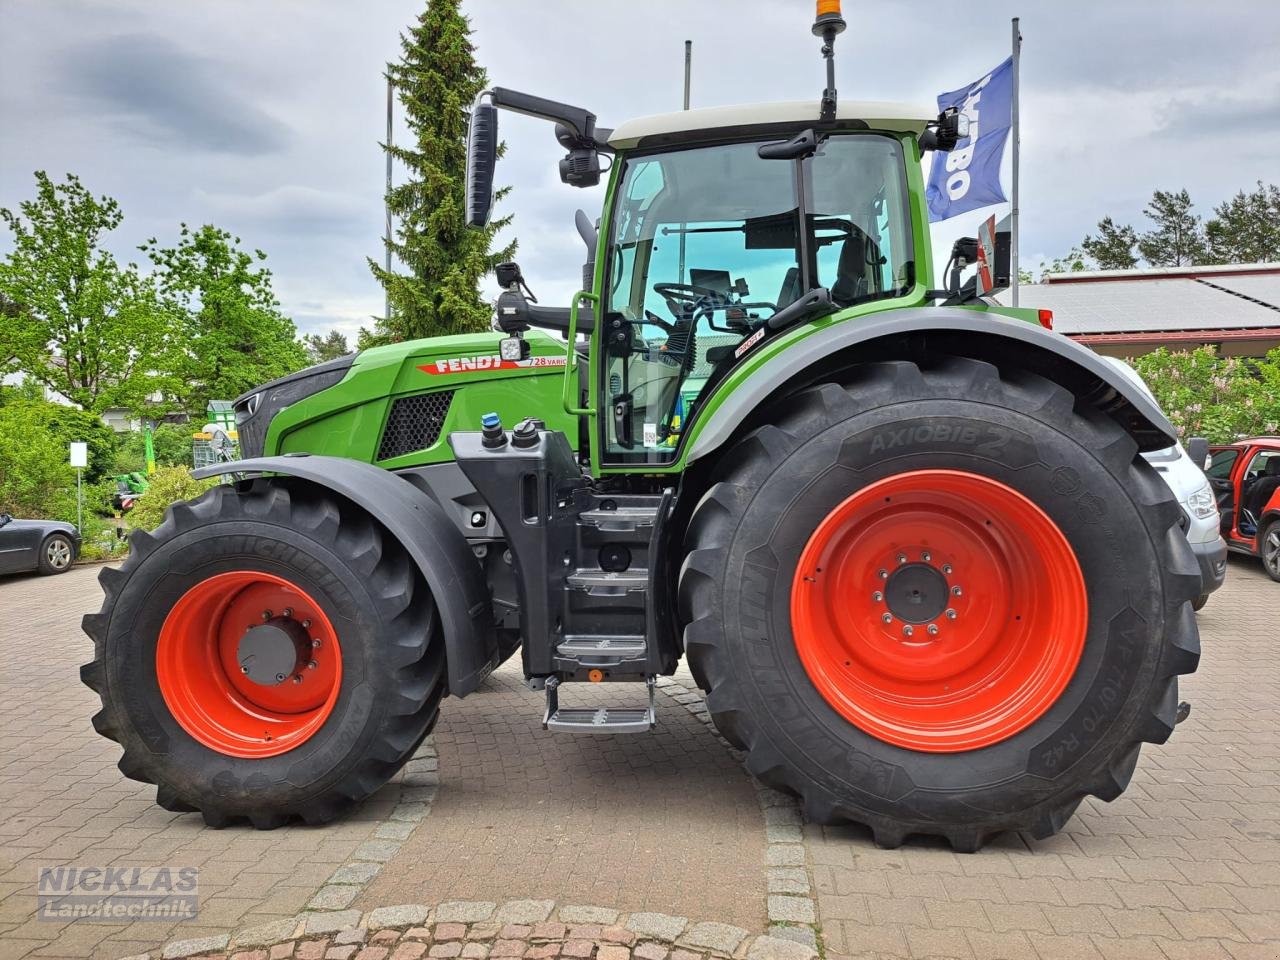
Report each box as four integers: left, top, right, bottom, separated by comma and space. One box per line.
562, 290, 598, 416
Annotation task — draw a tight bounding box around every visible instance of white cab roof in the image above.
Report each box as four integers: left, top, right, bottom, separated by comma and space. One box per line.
607, 99, 934, 149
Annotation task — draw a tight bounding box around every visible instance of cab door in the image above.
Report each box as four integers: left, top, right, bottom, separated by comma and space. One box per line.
1205, 446, 1240, 537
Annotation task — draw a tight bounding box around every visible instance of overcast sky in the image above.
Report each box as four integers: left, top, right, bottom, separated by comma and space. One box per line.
2, 1, 1278, 343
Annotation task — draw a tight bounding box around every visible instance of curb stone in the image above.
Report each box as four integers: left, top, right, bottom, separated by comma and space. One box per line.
656, 677, 823, 954
139, 901, 818, 960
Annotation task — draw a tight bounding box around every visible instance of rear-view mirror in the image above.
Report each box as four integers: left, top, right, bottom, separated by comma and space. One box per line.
1187, 437, 1210, 470
465, 101, 498, 228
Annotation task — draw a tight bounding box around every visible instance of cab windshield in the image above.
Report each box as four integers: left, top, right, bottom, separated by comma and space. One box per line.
603, 134, 913, 463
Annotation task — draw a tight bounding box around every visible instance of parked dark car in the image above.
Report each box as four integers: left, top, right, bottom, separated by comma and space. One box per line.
0, 514, 81, 576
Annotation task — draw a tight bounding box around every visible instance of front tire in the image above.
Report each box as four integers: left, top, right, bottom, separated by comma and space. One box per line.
81, 479, 445, 828
679, 358, 1201, 850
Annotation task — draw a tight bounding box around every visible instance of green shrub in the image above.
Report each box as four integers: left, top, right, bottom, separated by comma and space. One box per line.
125, 465, 217, 533
79, 515, 129, 561
0, 404, 79, 520
111, 422, 195, 474
0, 399, 119, 483
1131, 346, 1280, 443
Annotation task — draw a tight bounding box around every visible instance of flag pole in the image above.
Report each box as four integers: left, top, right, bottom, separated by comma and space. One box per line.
1010, 17, 1022, 305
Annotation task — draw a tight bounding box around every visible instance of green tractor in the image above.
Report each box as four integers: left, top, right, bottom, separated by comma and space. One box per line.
82, 6, 1199, 849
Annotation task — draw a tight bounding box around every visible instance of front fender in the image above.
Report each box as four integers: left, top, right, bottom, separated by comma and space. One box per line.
685, 306, 1177, 461
193, 454, 498, 696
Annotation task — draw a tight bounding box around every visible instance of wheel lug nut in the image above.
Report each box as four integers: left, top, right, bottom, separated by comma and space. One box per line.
902, 625, 914, 637
292, 675, 302, 684
311, 638, 322, 648
307, 660, 317, 670
302, 619, 312, 629
946, 608, 957, 620
262, 609, 272, 621
927, 624, 939, 636
951, 585, 963, 596
897, 554, 908, 565
274, 673, 286, 683
921, 551, 931, 562
872, 591, 883, 602
878, 568, 888, 580
282, 608, 293, 618
240, 665, 249, 674
942, 564, 953, 575
882, 613, 893, 624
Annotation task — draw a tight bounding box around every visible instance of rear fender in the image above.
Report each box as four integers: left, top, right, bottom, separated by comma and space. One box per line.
193, 455, 498, 696
685, 306, 1178, 462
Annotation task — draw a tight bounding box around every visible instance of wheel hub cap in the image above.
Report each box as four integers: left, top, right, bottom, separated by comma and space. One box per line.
237, 618, 312, 686
790, 469, 1088, 753
884, 562, 949, 624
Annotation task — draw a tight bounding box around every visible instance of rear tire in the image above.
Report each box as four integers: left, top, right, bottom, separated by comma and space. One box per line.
81, 479, 444, 829
679, 358, 1201, 850
1192, 594, 1209, 611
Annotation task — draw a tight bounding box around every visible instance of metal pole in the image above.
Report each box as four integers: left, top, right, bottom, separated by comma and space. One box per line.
679, 41, 692, 282
385, 76, 393, 323
1010, 17, 1021, 304
76, 468, 82, 534
683, 40, 692, 110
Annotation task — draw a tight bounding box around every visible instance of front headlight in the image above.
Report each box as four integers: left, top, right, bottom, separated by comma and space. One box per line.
1187, 484, 1217, 520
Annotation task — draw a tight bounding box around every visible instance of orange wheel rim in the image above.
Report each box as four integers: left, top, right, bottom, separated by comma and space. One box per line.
155, 571, 342, 758
790, 469, 1087, 752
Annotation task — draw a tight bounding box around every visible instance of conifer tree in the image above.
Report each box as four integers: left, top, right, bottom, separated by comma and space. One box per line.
365, 0, 514, 345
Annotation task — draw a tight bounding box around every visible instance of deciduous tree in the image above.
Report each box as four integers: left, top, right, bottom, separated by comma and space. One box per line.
142, 224, 308, 412
0, 172, 177, 412
303, 329, 351, 363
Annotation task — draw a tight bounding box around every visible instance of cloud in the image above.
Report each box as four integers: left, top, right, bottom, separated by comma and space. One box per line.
193, 184, 368, 234
1154, 86, 1280, 139
59, 32, 291, 156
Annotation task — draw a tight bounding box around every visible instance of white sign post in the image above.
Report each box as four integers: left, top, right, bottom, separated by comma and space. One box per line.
70, 442, 88, 533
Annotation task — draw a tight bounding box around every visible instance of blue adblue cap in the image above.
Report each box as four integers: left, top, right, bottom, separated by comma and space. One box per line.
480, 412, 501, 429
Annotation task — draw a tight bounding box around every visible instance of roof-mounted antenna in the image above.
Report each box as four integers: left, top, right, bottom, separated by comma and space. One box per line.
813, 0, 847, 123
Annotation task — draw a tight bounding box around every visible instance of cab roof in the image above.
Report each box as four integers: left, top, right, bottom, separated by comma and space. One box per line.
607, 99, 934, 150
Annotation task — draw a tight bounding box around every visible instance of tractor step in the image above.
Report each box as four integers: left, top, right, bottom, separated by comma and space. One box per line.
556, 635, 647, 660
578, 505, 660, 532
542, 677, 656, 734
566, 569, 648, 595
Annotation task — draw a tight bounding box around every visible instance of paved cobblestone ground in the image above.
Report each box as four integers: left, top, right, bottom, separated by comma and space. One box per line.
810, 556, 1280, 960
358, 666, 765, 929
1, 555, 1277, 960
0, 566, 428, 960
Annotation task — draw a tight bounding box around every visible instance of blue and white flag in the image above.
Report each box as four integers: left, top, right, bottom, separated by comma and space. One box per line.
926, 57, 1013, 222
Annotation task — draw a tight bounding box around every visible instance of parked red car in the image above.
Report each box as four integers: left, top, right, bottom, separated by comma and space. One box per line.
1207, 437, 1280, 581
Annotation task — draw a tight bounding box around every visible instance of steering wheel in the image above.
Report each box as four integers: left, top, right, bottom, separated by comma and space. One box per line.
652, 282, 726, 304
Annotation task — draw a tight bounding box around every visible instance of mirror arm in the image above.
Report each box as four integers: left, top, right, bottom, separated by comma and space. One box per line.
490, 87, 598, 144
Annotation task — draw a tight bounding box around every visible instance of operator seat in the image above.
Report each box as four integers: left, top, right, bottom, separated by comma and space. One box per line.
1241, 456, 1280, 534
830, 227, 883, 307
